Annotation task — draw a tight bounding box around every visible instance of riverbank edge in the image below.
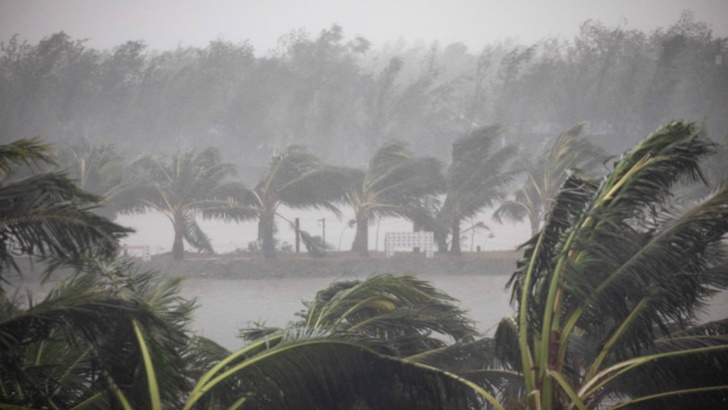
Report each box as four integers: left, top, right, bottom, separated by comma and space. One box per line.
138, 250, 523, 280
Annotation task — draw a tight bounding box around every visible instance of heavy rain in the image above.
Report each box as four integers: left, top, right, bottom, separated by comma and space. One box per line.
2, 1, 728, 408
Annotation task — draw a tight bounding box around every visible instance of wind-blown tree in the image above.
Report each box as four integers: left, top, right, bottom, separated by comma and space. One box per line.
493, 124, 608, 235
252, 146, 348, 260
0, 138, 131, 275
439, 126, 520, 254
500, 121, 728, 409
56, 136, 132, 217
344, 141, 444, 256
126, 147, 254, 260
240, 275, 478, 354
181, 274, 505, 409
0, 139, 202, 408
0, 257, 207, 409
184, 329, 499, 409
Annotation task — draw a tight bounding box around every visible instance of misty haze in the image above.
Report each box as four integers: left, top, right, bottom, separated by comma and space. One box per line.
2, 1, 728, 409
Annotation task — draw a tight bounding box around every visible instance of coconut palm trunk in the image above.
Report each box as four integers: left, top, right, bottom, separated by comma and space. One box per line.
259, 210, 276, 259
503, 121, 728, 409
450, 211, 462, 254
124, 147, 255, 262
343, 142, 445, 257
172, 212, 185, 260
351, 211, 369, 256
253, 146, 349, 261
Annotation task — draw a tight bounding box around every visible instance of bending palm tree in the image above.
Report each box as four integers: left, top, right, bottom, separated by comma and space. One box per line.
344, 141, 444, 256
186, 274, 503, 409
127, 147, 254, 260
252, 146, 347, 260
0, 258, 200, 409
56, 136, 132, 218
502, 121, 728, 409
0, 138, 130, 274
441, 126, 520, 254
493, 124, 608, 236
0, 139, 200, 409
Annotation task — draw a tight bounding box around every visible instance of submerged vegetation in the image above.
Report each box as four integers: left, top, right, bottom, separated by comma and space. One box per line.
2, 120, 728, 408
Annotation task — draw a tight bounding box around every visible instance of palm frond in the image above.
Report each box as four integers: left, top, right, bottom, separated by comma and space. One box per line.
185, 330, 492, 410
0, 138, 56, 177
182, 213, 214, 254
505, 121, 728, 409
251, 274, 480, 358
122, 146, 252, 259
0, 172, 132, 272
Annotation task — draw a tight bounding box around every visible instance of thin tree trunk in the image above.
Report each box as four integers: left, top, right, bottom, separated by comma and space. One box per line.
450, 213, 462, 255
172, 215, 185, 260
260, 211, 276, 260
351, 211, 369, 257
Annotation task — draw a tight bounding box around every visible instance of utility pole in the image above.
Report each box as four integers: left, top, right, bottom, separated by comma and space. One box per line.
295, 217, 300, 253
318, 218, 326, 245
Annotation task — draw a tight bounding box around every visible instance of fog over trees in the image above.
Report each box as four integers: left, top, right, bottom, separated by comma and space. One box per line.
5, 6, 728, 408
1, 11, 726, 184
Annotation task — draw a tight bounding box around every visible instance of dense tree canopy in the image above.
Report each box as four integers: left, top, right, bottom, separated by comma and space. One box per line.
2, 12, 725, 177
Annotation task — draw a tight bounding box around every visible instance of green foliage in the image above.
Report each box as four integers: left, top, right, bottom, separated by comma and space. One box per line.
252, 146, 348, 259
507, 121, 728, 409
343, 141, 444, 256
0, 138, 131, 274
4, 121, 728, 409
423, 126, 520, 254
0, 258, 198, 409
126, 146, 255, 260
226, 274, 501, 409
493, 124, 609, 235
187, 329, 495, 410
56, 136, 132, 218
3, 16, 727, 165
243, 274, 478, 354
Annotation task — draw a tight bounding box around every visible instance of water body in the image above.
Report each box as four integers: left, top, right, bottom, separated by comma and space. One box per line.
9, 273, 728, 353
179, 273, 516, 351
12, 209, 728, 352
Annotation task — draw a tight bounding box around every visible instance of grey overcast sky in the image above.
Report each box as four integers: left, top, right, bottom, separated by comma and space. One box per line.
1, 0, 727, 54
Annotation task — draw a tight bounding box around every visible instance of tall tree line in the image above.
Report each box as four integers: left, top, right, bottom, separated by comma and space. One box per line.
2, 12, 726, 178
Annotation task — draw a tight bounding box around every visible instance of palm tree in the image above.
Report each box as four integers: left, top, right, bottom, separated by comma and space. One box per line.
56, 136, 132, 217
252, 146, 348, 260
501, 121, 728, 409
126, 147, 254, 260
240, 274, 479, 354
185, 274, 504, 409
493, 124, 608, 236
185, 329, 498, 410
441, 126, 520, 254
0, 139, 203, 409
212, 122, 727, 409
344, 141, 444, 256
0, 138, 131, 275
0, 258, 202, 409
